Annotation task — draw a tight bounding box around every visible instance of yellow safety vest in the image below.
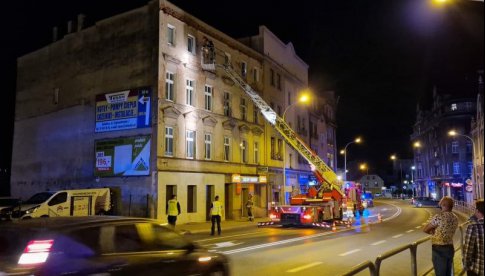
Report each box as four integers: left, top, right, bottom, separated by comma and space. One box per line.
167, 199, 179, 216
211, 201, 223, 216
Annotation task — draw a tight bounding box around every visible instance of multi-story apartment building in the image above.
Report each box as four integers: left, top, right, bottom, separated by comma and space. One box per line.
471, 70, 484, 200
359, 174, 384, 195
411, 88, 476, 202
11, 1, 333, 223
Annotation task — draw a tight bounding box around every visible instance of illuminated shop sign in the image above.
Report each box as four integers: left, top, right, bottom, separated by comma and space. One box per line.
95, 87, 151, 132
231, 174, 267, 183
95, 135, 151, 177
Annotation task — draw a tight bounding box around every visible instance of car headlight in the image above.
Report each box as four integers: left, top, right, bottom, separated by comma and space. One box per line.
26, 206, 39, 214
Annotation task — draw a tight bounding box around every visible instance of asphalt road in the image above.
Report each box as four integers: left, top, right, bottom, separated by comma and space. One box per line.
188, 199, 465, 276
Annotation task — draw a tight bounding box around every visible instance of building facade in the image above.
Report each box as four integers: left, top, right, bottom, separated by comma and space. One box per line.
11, 1, 335, 223
411, 88, 476, 202
359, 174, 384, 195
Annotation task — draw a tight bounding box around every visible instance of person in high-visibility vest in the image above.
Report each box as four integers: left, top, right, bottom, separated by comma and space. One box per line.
166, 195, 181, 227
210, 195, 223, 235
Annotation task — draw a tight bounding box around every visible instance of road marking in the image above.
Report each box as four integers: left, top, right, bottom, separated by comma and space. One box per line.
415, 226, 422, 229
371, 240, 386, 246
392, 234, 403, 238
339, 249, 361, 256
196, 231, 262, 242
406, 230, 414, 233
286, 262, 323, 273
211, 241, 242, 248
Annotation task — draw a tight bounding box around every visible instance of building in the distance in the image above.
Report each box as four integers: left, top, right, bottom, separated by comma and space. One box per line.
411, 87, 476, 202
11, 1, 337, 222
359, 174, 384, 195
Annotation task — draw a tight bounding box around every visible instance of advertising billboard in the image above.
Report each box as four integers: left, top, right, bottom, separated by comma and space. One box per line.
95, 87, 151, 133
95, 135, 151, 177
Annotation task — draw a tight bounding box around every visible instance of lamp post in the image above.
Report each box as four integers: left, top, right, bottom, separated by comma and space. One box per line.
448, 130, 478, 201
390, 154, 403, 192
281, 92, 310, 203
341, 137, 362, 182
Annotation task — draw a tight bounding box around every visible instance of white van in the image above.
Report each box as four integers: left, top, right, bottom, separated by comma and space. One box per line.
15, 188, 112, 219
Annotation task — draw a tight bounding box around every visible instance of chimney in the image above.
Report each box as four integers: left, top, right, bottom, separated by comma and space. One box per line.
77, 14, 85, 32
67, 20, 73, 34
52, 26, 58, 42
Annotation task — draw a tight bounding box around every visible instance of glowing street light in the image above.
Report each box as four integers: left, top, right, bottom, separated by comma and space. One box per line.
341, 137, 362, 181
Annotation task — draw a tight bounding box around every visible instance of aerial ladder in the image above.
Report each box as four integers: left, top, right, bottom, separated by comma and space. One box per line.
201, 45, 357, 227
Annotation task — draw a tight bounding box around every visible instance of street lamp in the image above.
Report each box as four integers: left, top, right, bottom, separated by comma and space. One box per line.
390, 154, 403, 190
359, 163, 369, 176
281, 92, 310, 203
341, 137, 362, 181
448, 129, 478, 200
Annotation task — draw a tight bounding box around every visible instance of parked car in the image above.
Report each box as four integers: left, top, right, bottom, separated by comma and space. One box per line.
0, 197, 21, 221
412, 197, 439, 208
0, 216, 230, 276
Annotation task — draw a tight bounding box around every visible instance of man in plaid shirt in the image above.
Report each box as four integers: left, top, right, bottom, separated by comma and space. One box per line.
462, 199, 484, 276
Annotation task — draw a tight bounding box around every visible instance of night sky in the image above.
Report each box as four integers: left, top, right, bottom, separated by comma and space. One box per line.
1, 0, 483, 177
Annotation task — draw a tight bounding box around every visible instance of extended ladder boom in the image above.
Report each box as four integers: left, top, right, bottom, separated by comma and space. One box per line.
211, 58, 342, 196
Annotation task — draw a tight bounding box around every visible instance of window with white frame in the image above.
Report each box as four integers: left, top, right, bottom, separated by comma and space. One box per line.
241, 62, 247, 78
165, 72, 174, 101
240, 98, 247, 121
453, 162, 460, 175
204, 85, 213, 111
254, 141, 259, 164
186, 79, 194, 106
186, 130, 196, 158
165, 127, 174, 156
451, 141, 459, 153
241, 140, 247, 163
223, 92, 231, 116
187, 35, 195, 54
204, 133, 212, 160
223, 136, 231, 161
167, 25, 175, 46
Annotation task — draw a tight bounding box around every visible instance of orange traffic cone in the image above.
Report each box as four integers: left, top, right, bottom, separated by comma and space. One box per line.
332, 222, 337, 232
377, 213, 382, 223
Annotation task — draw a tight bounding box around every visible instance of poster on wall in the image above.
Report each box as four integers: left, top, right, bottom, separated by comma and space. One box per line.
95, 135, 151, 177
95, 87, 151, 133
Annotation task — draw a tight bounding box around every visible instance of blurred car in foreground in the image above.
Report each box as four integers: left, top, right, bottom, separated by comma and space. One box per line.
0, 197, 21, 221
412, 197, 439, 208
0, 216, 230, 276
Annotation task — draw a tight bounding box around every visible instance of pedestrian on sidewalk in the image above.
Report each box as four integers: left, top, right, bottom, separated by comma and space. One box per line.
423, 196, 458, 276
210, 195, 223, 236
462, 199, 484, 276
166, 195, 181, 228
246, 194, 254, 221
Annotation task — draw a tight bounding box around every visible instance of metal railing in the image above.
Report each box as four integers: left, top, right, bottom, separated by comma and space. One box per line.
341, 200, 474, 276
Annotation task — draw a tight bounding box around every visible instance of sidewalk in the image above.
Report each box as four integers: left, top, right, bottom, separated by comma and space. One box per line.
176, 217, 269, 235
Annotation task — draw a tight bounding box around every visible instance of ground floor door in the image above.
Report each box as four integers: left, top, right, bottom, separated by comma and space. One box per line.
206, 185, 214, 221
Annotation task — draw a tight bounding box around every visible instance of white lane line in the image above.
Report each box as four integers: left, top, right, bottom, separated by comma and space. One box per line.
406, 230, 414, 233
339, 249, 362, 256
392, 234, 403, 238
371, 240, 386, 246
415, 226, 422, 229
196, 231, 261, 242
286, 262, 323, 273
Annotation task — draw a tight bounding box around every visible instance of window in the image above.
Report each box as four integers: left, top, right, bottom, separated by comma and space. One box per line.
241, 62, 247, 78
187, 35, 195, 54
48, 192, 67, 206
167, 25, 175, 46
466, 142, 472, 153
204, 133, 212, 160
451, 103, 457, 111
287, 91, 291, 106
276, 73, 281, 90
224, 136, 231, 161
453, 162, 460, 175
451, 141, 459, 153
204, 85, 213, 111
223, 92, 231, 116
253, 107, 258, 124
253, 68, 259, 82
240, 98, 247, 121
277, 139, 283, 160
271, 137, 276, 159
186, 79, 194, 106
224, 53, 231, 65
186, 130, 196, 158
468, 162, 473, 174
241, 140, 247, 163
254, 141, 259, 164
187, 185, 197, 213
270, 68, 275, 86
112, 224, 143, 253
165, 127, 174, 156
165, 72, 174, 101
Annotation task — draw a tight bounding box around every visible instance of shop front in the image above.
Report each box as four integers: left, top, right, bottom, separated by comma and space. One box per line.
225, 174, 268, 220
